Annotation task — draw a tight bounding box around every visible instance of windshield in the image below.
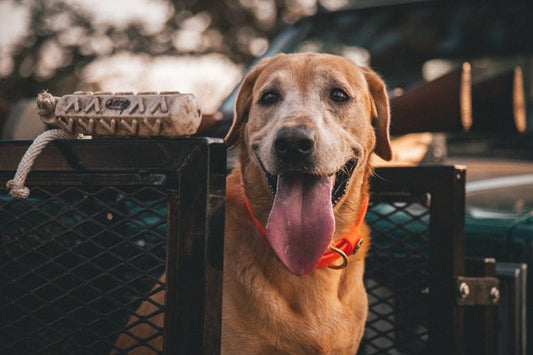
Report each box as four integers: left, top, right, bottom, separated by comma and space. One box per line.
223, 1, 533, 129
296, 3, 531, 86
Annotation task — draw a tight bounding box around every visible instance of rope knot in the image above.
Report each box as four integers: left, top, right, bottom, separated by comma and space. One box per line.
6, 129, 74, 199
6, 180, 30, 199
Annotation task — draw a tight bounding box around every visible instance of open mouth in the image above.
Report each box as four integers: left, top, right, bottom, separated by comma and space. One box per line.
253, 149, 358, 206
252, 148, 359, 275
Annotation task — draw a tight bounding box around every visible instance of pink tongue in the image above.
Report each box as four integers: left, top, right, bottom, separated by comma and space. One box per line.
266, 173, 334, 275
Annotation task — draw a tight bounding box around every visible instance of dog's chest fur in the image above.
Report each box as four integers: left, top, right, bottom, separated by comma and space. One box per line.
221, 170, 368, 354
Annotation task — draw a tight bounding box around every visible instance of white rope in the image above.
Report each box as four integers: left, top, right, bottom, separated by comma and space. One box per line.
6, 129, 74, 199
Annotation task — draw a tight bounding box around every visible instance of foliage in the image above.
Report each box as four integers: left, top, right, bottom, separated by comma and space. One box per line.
0, 0, 350, 102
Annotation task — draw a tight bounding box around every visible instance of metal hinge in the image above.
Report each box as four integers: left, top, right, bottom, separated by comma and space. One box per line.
455, 276, 500, 306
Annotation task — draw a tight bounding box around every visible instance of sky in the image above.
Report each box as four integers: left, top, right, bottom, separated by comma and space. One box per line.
0, 0, 244, 113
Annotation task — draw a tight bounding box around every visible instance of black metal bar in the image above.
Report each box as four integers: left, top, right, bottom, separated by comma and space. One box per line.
465, 258, 498, 355
371, 166, 456, 194
164, 141, 225, 354
203, 142, 226, 354
427, 166, 466, 355
0, 172, 169, 186
496, 262, 528, 355
0, 138, 220, 172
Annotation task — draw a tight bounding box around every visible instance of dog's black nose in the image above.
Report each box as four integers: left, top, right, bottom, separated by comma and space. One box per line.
274, 126, 315, 162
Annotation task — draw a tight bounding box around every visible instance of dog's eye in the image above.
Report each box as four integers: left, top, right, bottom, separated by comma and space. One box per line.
259, 91, 280, 106
330, 88, 350, 103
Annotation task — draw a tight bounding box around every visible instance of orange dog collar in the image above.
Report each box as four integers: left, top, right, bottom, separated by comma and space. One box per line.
243, 194, 368, 272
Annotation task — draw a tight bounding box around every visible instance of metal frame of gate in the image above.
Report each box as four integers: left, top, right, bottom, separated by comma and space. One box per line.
0, 139, 494, 354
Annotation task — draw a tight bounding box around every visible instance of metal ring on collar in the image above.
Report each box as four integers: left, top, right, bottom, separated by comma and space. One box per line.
328, 246, 348, 270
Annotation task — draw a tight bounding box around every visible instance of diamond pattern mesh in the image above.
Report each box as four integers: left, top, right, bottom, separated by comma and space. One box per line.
0, 171, 443, 354
361, 195, 431, 355
0, 185, 167, 354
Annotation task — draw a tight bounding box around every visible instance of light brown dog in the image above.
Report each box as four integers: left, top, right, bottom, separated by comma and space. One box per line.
114, 53, 392, 354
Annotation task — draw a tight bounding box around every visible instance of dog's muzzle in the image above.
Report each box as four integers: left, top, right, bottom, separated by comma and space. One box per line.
251, 136, 360, 275
254, 146, 358, 206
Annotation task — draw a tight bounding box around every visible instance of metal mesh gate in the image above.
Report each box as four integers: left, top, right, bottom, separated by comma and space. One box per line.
362, 196, 431, 354
0, 185, 167, 354
360, 166, 466, 355
0, 138, 226, 355
1, 139, 464, 355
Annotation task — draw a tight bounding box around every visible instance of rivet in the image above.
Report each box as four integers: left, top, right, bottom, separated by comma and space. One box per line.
490, 287, 500, 303
458, 282, 470, 299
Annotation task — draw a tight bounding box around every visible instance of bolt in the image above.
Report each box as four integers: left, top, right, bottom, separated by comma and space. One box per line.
458, 282, 470, 299
490, 287, 500, 303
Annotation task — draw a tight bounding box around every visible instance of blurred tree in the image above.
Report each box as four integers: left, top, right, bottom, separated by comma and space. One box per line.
1, 1, 98, 100
0, 0, 353, 104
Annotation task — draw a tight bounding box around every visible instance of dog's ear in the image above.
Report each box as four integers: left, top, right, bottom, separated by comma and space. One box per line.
361, 67, 393, 161
225, 57, 273, 148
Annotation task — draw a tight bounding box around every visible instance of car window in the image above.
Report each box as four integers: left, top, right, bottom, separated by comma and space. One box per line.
297, 4, 531, 78
268, 2, 533, 127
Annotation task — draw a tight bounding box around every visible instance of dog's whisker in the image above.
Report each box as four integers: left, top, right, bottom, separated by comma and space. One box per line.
370, 169, 391, 183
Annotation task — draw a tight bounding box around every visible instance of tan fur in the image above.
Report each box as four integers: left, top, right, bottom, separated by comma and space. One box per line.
114, 53, 391, 354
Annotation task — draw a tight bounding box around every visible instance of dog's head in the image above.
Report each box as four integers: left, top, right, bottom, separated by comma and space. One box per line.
226, 53, 391, 275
